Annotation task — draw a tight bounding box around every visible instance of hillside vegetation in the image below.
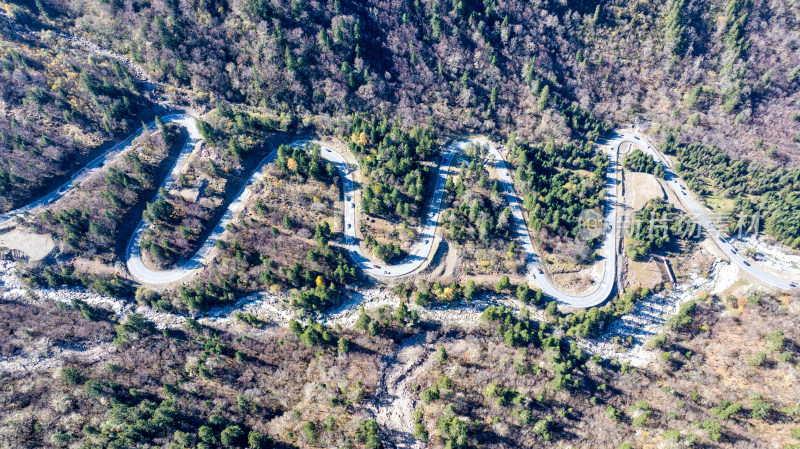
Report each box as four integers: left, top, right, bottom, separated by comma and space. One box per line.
0, 20, 151, 212
6, 0, 798, 165
3, 288, 800, 448
33, 122, 182, 260
4, 0, 800, 258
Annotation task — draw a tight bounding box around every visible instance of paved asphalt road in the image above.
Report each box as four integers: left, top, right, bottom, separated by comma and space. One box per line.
126, 116, 284, 284
124, 131, 623, 308
4, 114, 795, 303
489, 134, 622, 308
631, 132, 796, 291
0, 114, 188, 224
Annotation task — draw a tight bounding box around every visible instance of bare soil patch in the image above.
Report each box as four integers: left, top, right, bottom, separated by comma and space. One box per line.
624, 171, 665, 210
0, 227, 55, 261
546, 258, 606, 296
625, 258, 666, 290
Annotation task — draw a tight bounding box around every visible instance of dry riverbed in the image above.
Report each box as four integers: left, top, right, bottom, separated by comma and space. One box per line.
0, 254, 749, 378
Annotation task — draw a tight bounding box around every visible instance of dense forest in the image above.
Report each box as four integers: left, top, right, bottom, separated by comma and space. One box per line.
664, 136, 800, 247
5, 0, 797, 167
625, 198, 700, 260
623, 148, 665, 178
347, 114, 439, 224
510, 138, 609, 263
332, 113, 440, 262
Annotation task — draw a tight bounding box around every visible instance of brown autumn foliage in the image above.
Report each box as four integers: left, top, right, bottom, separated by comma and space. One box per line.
9, 0, 798, 166
2, 289, 798, 448
0, 21, 151, 212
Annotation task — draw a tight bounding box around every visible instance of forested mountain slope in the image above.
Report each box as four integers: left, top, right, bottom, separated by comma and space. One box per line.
0, 16, 152, 211
6, 0, 799, 165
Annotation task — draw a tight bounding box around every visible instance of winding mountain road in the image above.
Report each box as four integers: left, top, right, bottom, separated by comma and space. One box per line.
0, 114, 190, 225
631, 132, 796, 291
3, 114, 795, 307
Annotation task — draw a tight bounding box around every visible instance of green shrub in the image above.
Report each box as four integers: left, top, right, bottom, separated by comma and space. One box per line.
702, 419, 721, 442
666, 300, 697, 330
495, 275, 511, 293
221, 425, 244, 447
421, 386, 440, 404
630, 401, 651, 428
663, 430, 680, 441
413, 423, 429, 441
782, 406, 800, 418
301, 421, 318, 445
764, 330, 785, 352
248, 431, 272, 449
60, 366, 83, 386
748, 352, 767, 366
337, 337, 350, 354
606, 405, 621, 421
749, 395, 773, 420
436, 346, 448, 364
645, 333, 668, 350
51, 432, 74, 444
356, 420, 382, 449
711, 400, 742, 420
533, 417, 552, 440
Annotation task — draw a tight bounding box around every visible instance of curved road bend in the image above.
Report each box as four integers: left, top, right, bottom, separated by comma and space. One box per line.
3, 113, 793, 304
0, 114, 191, 225
483, 135, 622, 308
124, 138, 462, 284
124, 130, 625, 308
